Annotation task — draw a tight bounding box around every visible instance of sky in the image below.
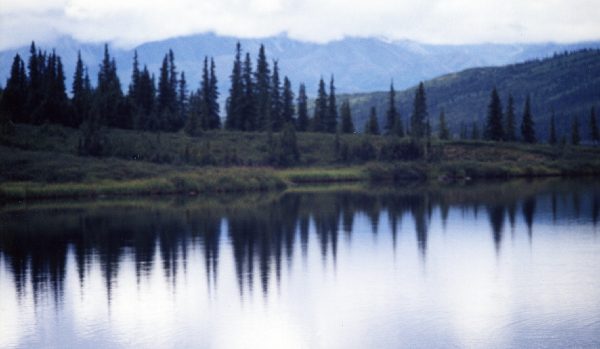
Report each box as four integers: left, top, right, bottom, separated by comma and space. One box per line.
0, 0, 599, 50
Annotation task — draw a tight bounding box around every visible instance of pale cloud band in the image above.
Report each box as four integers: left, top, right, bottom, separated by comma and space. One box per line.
0, 0, 599, 50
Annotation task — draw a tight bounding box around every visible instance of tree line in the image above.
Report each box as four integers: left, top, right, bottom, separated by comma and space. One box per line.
1, 41, 598, 150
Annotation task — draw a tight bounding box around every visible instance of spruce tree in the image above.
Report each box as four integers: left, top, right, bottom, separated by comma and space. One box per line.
200, 56, 211, 130
242, 52, 256, 131
365, 106, 380, 135
571, 115, 580, 146
548, 111, 557, 145
312, 78, 328, 132
0, 54, 27, 123
254, 44, 271, 131
72, 51, 90, 127
504, 94, 517, 141
185, 91, 202, 137
128, 50, 140, 102
326, 76, 338, 133
40, 52, 70, 126
385, 82, 398, 134
484, 87, 504, 141
438, 109, 450, 140
177, 71, 187, 130
589, 106, 599, 144
281, 76, 294, 125
520, 95, 536, 143
137, 66, 156, 129
340, 100, 355, 134
208, 58, 220, 129
26, 42, 43, 118
270, 60, 282, 131
226, 42, 243, 130
296, 83, 308, 132
97, 44, 124, 128
410, 82, 428, 139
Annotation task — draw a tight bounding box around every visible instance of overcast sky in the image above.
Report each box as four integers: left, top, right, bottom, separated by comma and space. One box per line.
1, 0, 599, 50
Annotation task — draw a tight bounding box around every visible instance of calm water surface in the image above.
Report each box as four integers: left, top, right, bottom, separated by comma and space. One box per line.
1, 179, 599, 348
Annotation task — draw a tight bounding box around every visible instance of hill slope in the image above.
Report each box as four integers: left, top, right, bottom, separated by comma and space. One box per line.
1, 34, 599, 96
346, 49, 600, 140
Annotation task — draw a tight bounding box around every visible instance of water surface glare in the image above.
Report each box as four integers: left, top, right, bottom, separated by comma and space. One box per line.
1, 179, 600, 348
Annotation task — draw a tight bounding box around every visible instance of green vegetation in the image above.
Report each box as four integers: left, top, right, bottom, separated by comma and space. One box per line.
344, 49, 600, 141
1, 124, 600, 200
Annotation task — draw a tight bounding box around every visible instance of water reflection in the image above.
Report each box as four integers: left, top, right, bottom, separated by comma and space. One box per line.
1, 179, 600, 348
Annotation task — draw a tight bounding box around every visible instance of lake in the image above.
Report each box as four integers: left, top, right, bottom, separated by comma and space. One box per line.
1, 179, 599, 348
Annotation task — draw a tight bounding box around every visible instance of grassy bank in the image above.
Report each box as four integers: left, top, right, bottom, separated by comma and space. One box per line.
1, 124, 600, 200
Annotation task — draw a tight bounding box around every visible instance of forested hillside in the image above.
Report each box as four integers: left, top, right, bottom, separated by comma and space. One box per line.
346, 49, 600, 141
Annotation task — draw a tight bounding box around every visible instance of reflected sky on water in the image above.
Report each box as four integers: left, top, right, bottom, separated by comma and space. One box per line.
1, 179, 600, 348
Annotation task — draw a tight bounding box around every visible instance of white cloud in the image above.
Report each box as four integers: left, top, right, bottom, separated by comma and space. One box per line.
0, 0, 599, 50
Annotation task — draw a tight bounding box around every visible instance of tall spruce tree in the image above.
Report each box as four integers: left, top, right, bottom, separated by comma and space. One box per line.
72, 51, 91, 127
385, 82, 398, 134
340, 100, 355, 134
312, 78, 328, 132
410, 82, 428, 139
549, 111, 557, 145
26, 42, 44, 118
589, 106, 599, 144
571, 115, 580, 145
438, 109, 450, 140
254, 44, 271, 131
185, 91, 202, 137
97, 44, 124, 128
296, 83, 308, 132
365, 106, 380, 135
281, 76, 294, 125
326, 76, 338, 133
0, 54, 27, 123
200, 56, 211, 130
226, 42, 243, 130
504, 94, 517, 141
177, 71, 187, 130
209, 58, 220, 129
520, 95, 536, 143
270, 60, 282, 131
242, 52, 256, 131
484, 87, 504, 141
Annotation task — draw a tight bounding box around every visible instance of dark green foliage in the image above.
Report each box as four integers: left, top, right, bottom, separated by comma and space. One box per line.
385, 82, 398, 134
340, 100, 355, 134
505, 94, 517, 141
281, 77, 295, 126
26, 42, 44, 119
278, 123, 300, 166
378, 138, 423, 161
185, 91, 202, 137
438, 109, 450, 140
571, 116, 580, 145
589, 107, 599, 144
226, 43, 244, 130
79, 100, 107, 156
134, 66, 157, 130
157, 51, 180, 131
352, 137, 377, 161
484, 87, 504, 141
548, 111, 557, 145
97, 44, 126, 128
312, 78, 328, 132
255, 45, 271, 131
242, 53, 256, 131
270, 60, 282, 131
296, 83, 308, 131
71, 51, 91, 127
410, 82, 428, 139
326, 76, 338, 133
365, 106, 380, 135
520, 95, 536, 143
0, 54, 27, 123
198, 57, 221, 130
177, 71, 188, 128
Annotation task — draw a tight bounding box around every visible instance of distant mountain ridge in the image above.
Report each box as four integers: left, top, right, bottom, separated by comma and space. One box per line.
1, 33, 599, 97
345, 49, 600, 140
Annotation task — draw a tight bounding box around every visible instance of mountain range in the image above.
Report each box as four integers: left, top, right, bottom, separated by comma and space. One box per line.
1, 33, 600, 97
